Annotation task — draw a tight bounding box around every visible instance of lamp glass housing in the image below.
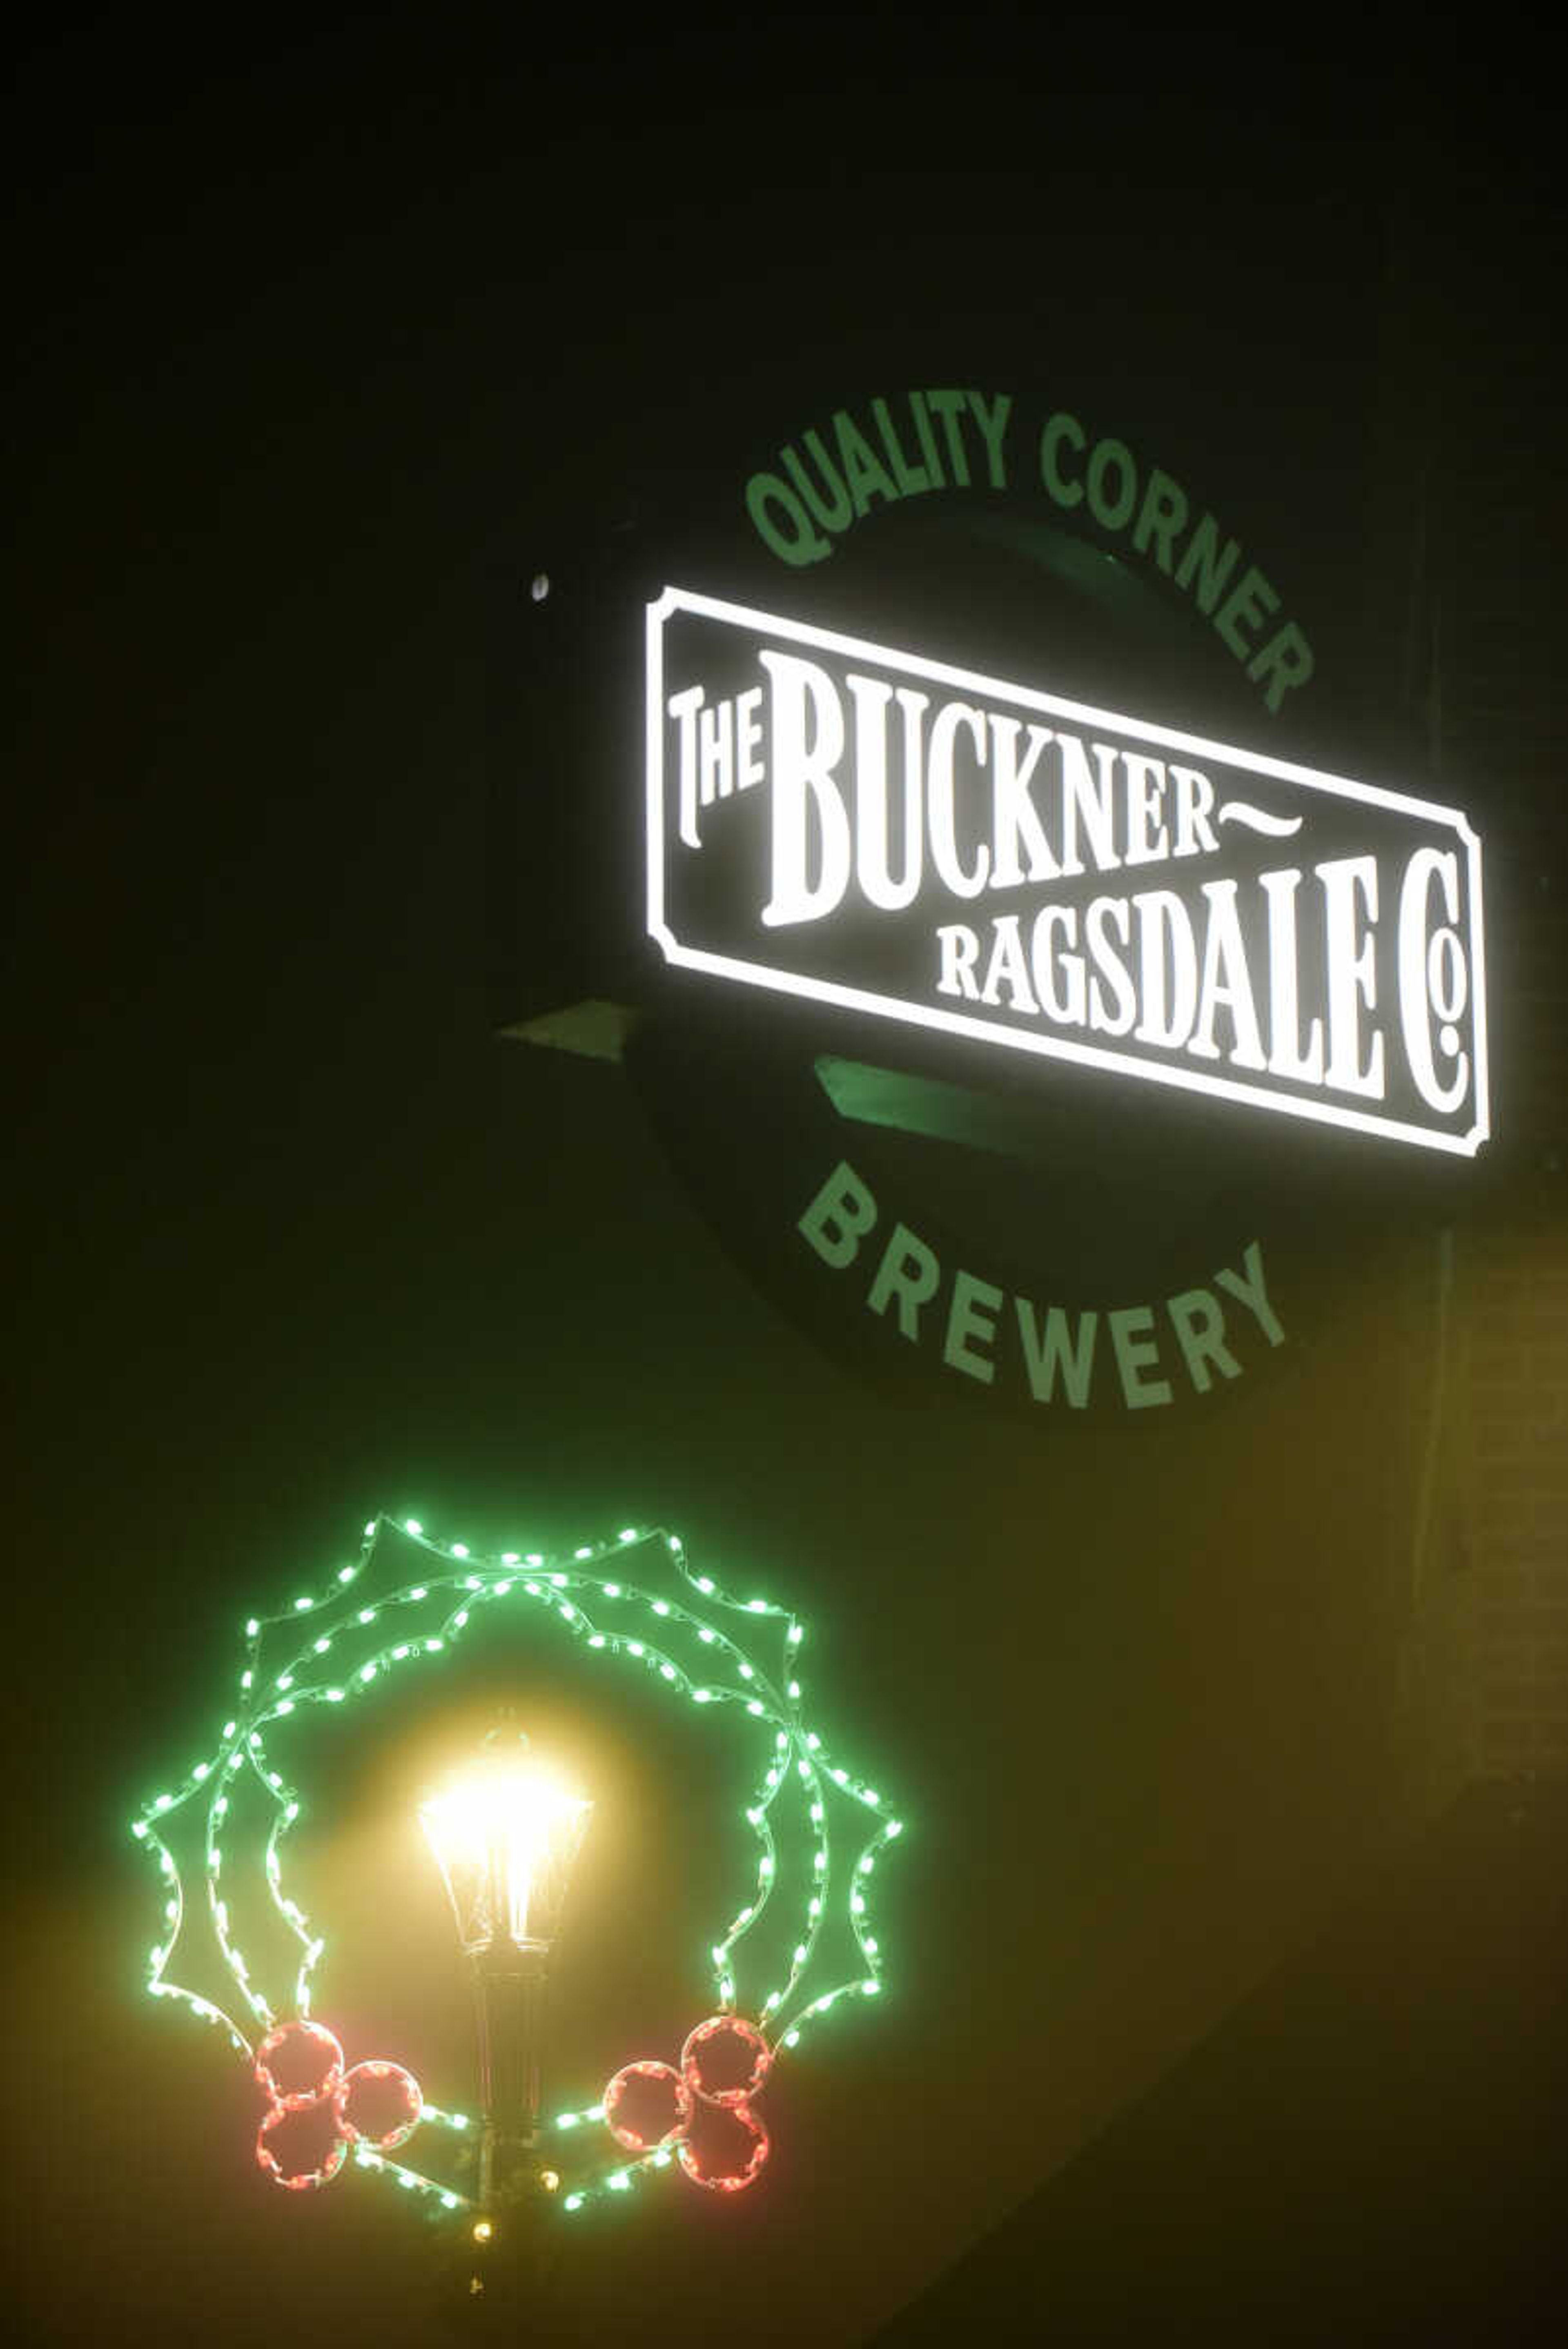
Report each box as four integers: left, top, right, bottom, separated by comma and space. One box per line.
420, 1755, 592, 1957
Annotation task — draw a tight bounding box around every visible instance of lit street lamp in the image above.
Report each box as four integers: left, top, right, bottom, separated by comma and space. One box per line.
419, 1726, 592, 2220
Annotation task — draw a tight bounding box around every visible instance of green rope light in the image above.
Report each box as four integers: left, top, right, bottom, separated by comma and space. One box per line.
130, 1513, 905, 2219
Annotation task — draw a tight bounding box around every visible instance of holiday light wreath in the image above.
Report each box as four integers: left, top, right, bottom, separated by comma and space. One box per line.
131, 1514, 904, 2219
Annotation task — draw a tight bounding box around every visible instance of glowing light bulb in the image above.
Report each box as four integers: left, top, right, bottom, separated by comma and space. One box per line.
419, 1739, 592, 1956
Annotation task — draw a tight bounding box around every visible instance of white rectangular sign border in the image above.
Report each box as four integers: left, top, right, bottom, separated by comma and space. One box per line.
646, 585, 1490, 1158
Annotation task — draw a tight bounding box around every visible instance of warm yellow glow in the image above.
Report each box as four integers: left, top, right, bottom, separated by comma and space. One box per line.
539, 2169, 561, 2194
472, 2218, 494, 2244
419, 1755, 592, 1953
420, 1768, 588, 1866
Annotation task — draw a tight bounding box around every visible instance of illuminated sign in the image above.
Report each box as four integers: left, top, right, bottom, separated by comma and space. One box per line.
646, 588, 1488, 1157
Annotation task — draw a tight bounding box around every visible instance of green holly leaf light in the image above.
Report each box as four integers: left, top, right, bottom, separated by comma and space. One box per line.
130, 1514, 905, 2219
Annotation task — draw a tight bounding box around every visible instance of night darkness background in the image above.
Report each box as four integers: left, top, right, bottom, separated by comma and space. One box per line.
9, 18, 1567, 2345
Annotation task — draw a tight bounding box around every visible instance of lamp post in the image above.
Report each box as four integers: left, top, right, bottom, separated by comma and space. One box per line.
419, 1726, 592, 2219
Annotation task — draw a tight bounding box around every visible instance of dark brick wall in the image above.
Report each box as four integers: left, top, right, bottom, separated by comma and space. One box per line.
1459, 1223, 1568, 1778
1374, 107, 1567, 1809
